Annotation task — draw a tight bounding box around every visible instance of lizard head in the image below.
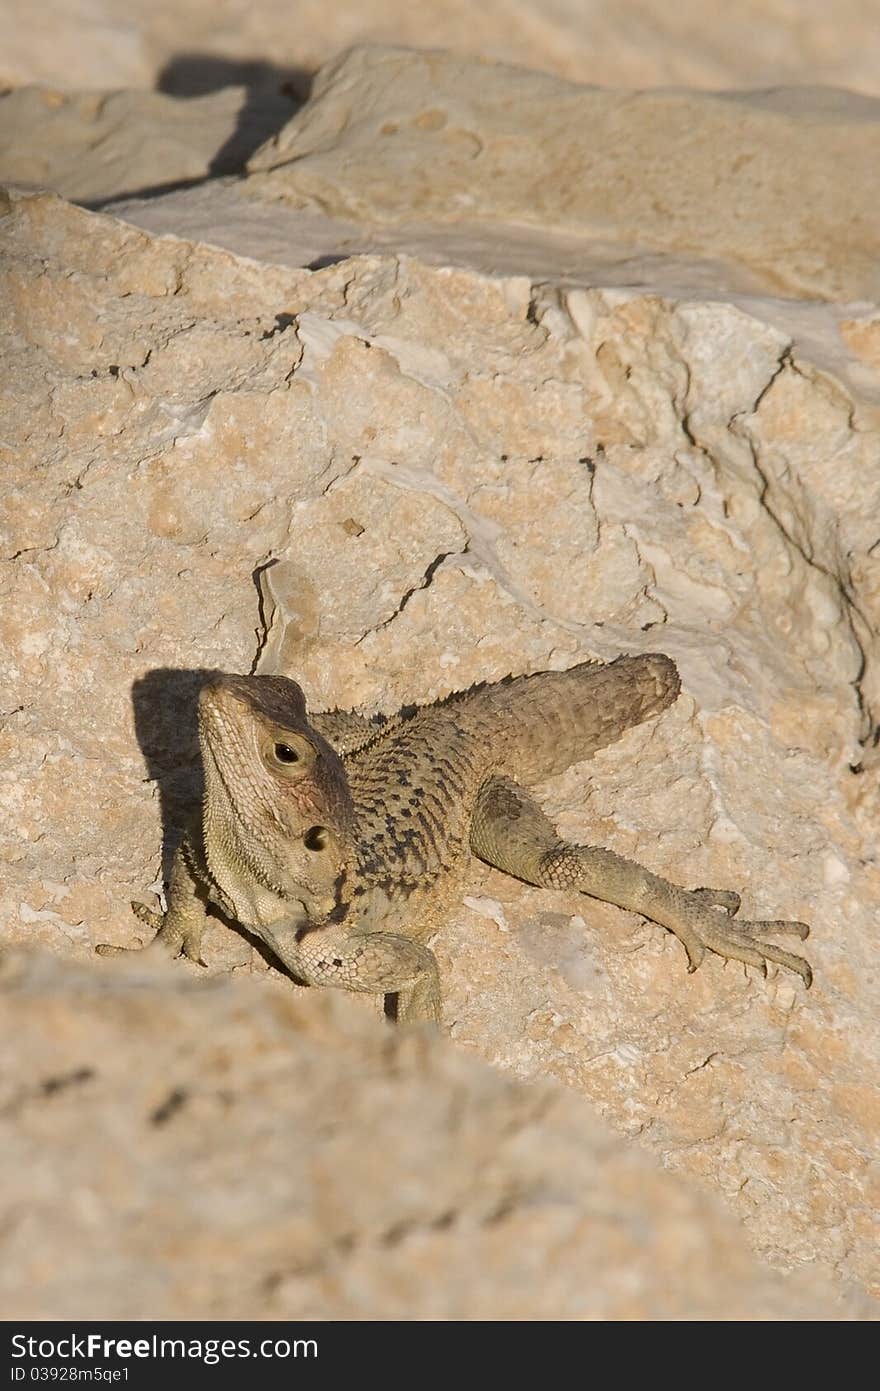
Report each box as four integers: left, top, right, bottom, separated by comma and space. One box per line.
197, 673, 354, 924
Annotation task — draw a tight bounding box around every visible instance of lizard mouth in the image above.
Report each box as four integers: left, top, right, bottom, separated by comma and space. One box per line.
295, 890, 351, 939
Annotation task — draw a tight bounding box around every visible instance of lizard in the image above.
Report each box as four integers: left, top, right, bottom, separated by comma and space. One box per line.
97, 653, 812, 1023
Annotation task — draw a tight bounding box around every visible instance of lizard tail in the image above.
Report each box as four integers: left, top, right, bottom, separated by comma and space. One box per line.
475, 652, 681, 784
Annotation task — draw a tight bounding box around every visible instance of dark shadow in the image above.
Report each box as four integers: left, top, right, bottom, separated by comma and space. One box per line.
158, 54, 312, 178
86, 54, 312, 209
131, 666, 217, 878
87, 175, 218, 209
158, 54, 313, 102
128, 664, 310, 981
259, 313, 297, 341
306, 253, 352, 271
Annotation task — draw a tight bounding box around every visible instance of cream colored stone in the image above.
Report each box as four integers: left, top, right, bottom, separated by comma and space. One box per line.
0, 949, 868, 1321
0, 85, 295, 205
246, 47, 880, 302
1, 151, 879, 1318
4, 42, 880, 312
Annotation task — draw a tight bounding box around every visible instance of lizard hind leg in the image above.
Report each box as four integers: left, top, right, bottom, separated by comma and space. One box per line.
470, 775, 812, 988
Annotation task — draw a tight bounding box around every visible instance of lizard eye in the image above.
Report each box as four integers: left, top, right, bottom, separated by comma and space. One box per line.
304, 825, 330, 851
265, 731, 316, 773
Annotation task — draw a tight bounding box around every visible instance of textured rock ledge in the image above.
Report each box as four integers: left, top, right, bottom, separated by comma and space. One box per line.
0, 949, 867, 1320
0, 85, 297, 206
245, 46, 880, 302
2, 30, 880, 1314
2, 181, 878, 1311
7, 47, 880, 305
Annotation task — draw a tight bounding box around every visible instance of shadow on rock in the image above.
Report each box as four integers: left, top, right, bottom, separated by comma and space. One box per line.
158, 53, 311, 177
88, 55, 311, 208
130, 666, 218, 879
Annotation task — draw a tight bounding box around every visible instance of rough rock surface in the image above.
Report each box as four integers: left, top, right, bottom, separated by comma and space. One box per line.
244, 47, 880, 303
7, 49, 880, 305
3, 949, 866, 1321
2, 35, 880, 1319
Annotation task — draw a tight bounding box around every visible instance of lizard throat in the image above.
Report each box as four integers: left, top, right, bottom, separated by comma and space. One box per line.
200, 739, 302, 904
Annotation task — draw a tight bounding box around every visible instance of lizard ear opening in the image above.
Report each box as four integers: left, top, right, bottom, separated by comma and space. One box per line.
303, 825, 330, 851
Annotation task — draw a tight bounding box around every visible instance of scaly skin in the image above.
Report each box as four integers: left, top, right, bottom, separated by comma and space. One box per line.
98, 653, 812, 1022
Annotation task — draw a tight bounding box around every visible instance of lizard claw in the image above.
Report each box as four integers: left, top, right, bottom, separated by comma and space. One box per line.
679, 890, 813, 988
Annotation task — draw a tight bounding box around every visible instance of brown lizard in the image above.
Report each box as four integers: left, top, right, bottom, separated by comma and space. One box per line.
97, 653, 812, 1022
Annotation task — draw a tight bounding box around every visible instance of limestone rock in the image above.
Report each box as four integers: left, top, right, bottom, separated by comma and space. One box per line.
0, 85, 296, 206
0, 949, 866, 1320
1, 35, 880, 1317
246, 46, 880, 302
5, 44, 879, 308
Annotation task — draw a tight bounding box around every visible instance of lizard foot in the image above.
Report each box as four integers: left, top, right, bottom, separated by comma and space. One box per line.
670, 889, 812, 987
95, 902, 207, 967
292, 928, 443, 1026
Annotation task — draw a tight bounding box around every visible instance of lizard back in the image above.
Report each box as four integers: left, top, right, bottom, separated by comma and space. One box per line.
343, 653, 680, 903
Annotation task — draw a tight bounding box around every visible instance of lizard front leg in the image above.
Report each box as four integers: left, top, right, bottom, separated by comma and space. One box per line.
96, 835, 209, 966
471, 776, 812, 987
